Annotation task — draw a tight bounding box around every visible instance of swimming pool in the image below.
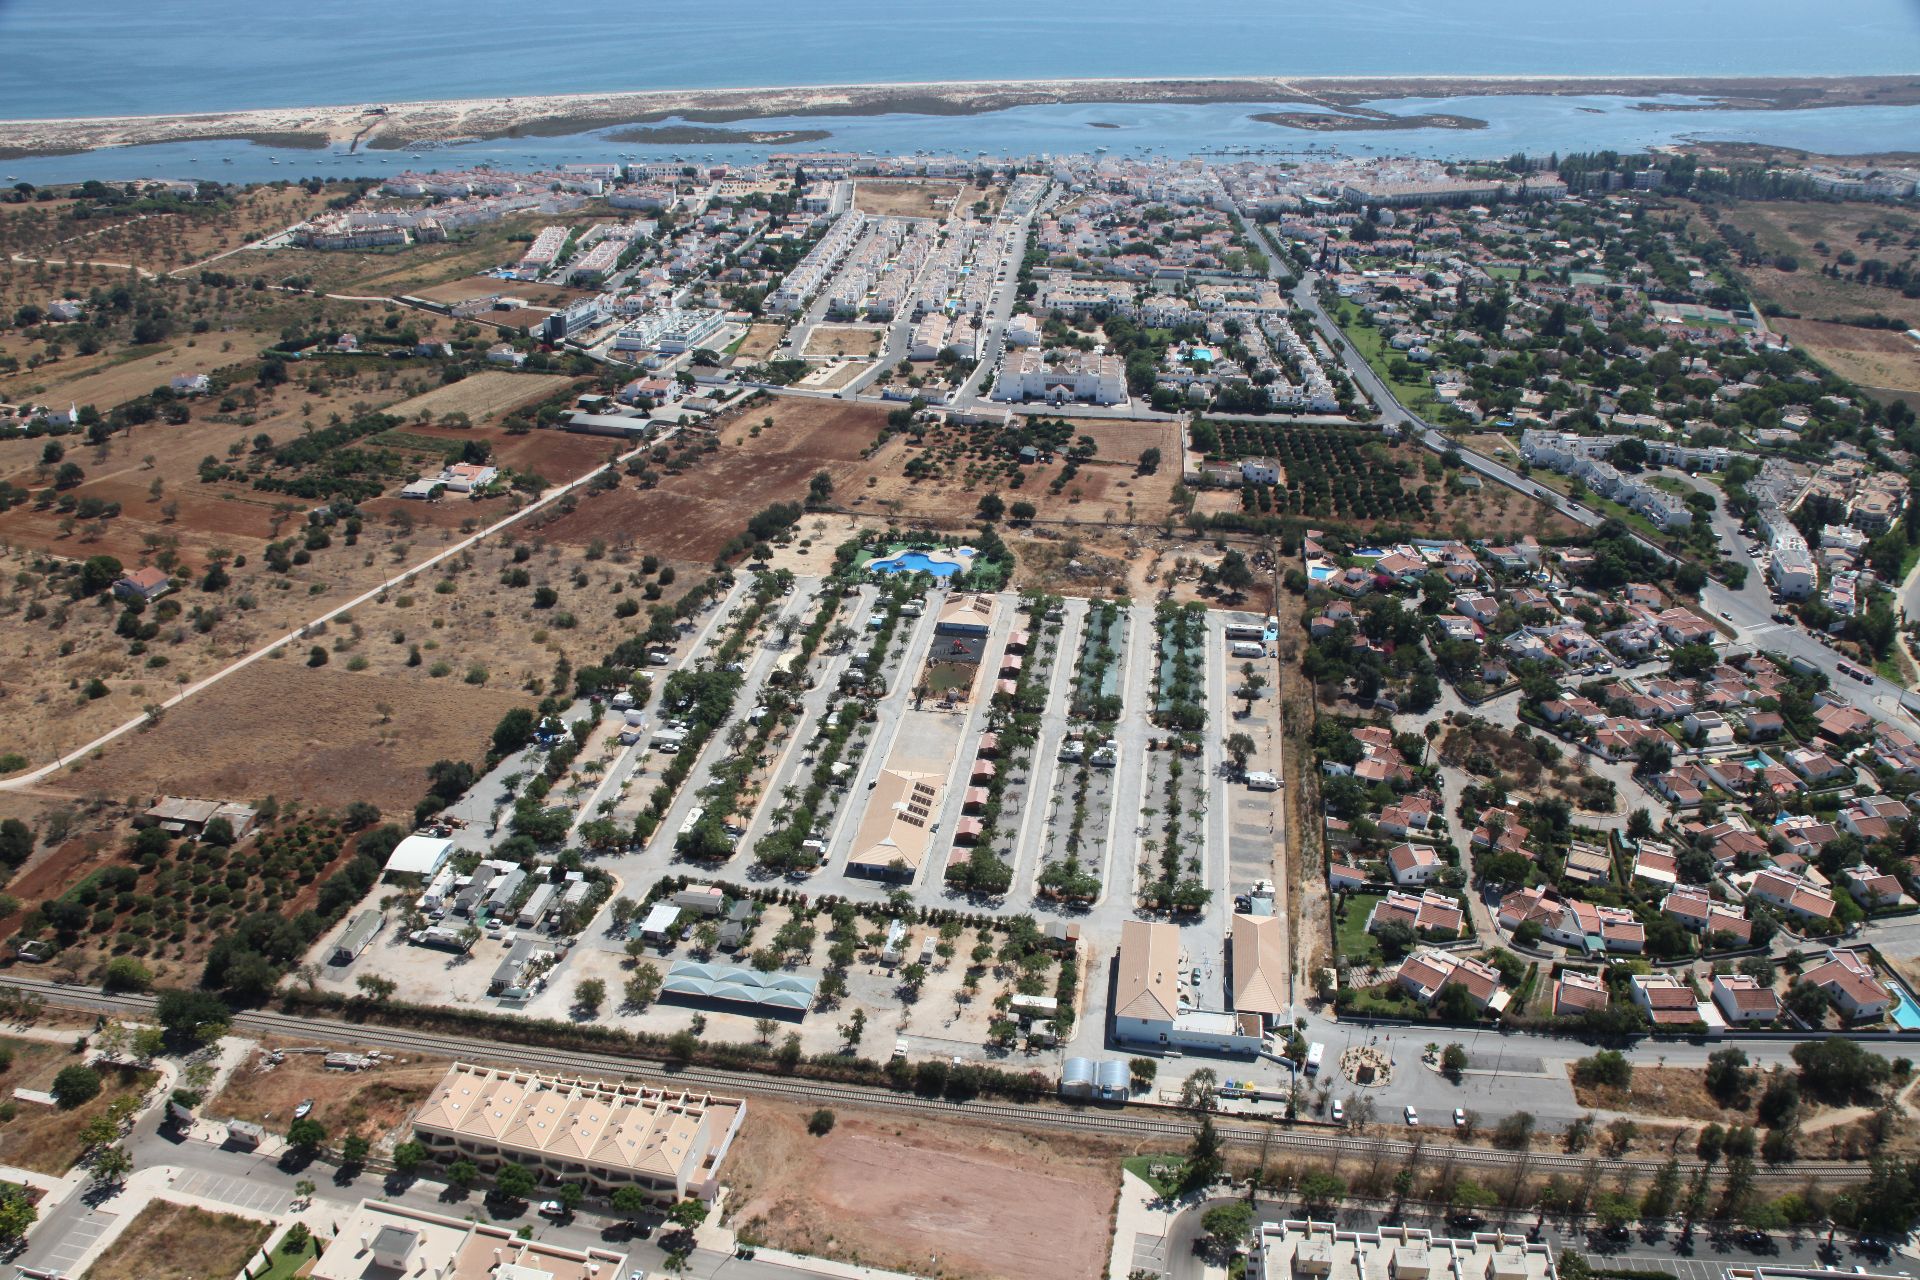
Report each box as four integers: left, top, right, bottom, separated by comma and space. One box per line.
870, 549, 972, 578
1890, 985, 1920, 1031
1307, 563, 1337, 583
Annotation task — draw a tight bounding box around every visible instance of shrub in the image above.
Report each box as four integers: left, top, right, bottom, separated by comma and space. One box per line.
51, 1064, 102, 1108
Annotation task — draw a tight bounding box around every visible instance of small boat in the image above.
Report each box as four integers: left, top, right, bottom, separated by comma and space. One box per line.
293, 1098, 314, 1119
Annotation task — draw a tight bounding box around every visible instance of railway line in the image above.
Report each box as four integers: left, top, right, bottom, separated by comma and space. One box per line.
1, 975, 1866, 1186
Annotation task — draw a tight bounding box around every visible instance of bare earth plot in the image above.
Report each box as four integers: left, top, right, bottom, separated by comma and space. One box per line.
53, 662, 526, 813
726, 1099, 1121, 1280
536, 397, 882, 564
805, 326, 883, 358
852, 180, 963, 220
209, 1042, 449, 1146
734, 323, 787, 361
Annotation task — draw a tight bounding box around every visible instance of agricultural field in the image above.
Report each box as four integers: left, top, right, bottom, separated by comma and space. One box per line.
726, 1097, 1123, 1280
850, 414, 1179, 529
381, 370, 574, 422
88, 1203, 272, 1280
0, 338, 595, 769
1193, 420, 1578, 540
851, 180, 963, 221
8, 801, 378, 986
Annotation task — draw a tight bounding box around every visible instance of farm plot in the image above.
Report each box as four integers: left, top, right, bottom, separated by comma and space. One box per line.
1197, 421, 1430, 524
535, 396, 882, 563
849, 414, 1176, 528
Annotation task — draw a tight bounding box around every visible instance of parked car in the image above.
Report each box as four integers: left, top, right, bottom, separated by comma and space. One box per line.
538, 1201, 567, 1218
1331, 1099, 1345, 1123
1454, 1107, 1467, 1128
1404, 1106, 1419, 1126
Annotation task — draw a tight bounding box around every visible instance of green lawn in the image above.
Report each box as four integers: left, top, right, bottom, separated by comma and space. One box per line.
254, 1234, 318, 1280
1334, 892, 1386, 968
1122, 1154, 1190, 1198
1333, 301, 1444, 416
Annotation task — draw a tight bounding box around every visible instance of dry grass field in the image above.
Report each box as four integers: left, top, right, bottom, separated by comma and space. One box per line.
0, 1041, 157, 1175
1712, 199, 1920, 395
53, 661, 526, 813
209, 1041, 449, 1145
726, 1098, 1122, 1280
804, 326, 883, 358
88, 1203, 271, 1280
1778, 318, 1920, 394
0, 184, 352, 288
852, 180, 962, 220
382, 370, 574, 422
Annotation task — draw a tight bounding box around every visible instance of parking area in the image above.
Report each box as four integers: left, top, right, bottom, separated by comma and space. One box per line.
172, 1170, 295, 1216
36, 1209, 115, 1276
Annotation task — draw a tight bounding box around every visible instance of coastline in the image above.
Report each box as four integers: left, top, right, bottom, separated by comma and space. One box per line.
0, 74, 1915, 160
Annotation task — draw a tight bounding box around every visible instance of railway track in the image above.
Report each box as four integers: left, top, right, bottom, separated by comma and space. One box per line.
3, 976, 1865, 1185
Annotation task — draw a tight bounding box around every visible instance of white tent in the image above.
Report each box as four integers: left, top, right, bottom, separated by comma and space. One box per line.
385, 834, 454, 877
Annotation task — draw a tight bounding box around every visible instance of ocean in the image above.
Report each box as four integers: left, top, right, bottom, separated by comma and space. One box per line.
3, 0, 1918, 120
2, 0, 1919, 183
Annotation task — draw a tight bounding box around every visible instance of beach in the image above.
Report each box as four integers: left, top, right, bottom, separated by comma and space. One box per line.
4, 74, 1918, 161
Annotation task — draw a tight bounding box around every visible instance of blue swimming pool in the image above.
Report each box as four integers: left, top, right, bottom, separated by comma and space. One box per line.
870, 550, 967, 577
1890, 985, 1920, 1031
